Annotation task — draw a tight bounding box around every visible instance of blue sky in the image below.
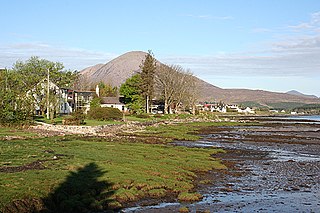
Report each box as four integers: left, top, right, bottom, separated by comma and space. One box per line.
1, 0, 320, 96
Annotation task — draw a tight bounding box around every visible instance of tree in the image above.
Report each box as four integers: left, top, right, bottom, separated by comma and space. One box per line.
90, 96, 102, 109
120, 74, 144, 114
12, 56, 77, 118
155, 64, 198, 114
73, 73, 92, 91
0, 57, 77, 124
140, 50, 157, 113
97, 81, 118, 97
0, 69, 34, 125
154, 64, 176, 114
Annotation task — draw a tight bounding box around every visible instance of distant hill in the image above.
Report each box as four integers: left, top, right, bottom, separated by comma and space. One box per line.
80, 51, 320, 105
286, 90, 318, 99
80, 51, 147, 87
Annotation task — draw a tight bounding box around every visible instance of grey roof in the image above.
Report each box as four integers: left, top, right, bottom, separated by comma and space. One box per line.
101, 97, 122, 104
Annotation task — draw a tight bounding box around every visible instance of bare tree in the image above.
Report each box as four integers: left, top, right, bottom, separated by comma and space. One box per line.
73, 74, 92, 91
155, 64, 176, 114
155, 64, 198, 114
183, 73, 199, 114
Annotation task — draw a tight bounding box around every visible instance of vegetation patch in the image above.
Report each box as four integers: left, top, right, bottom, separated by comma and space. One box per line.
128, 121, 256, 143
0, 127, 38, 140
87, 107, 123, 121
179, 206, 190, 213
0, 135, 225, 211
178, 192, 203, 202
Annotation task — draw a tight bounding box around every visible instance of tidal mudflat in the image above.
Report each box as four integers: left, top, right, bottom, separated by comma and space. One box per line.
125, 116, 320, 212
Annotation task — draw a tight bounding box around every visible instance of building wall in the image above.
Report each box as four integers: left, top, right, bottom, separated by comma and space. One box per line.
101, 103, 127, 112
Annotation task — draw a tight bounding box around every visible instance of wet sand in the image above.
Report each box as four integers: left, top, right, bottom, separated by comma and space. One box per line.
123, 117, 320, 212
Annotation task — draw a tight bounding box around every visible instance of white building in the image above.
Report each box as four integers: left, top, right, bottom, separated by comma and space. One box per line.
100, 97, 127, 112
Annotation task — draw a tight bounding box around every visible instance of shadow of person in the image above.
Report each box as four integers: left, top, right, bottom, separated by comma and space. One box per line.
41, 162, 115, 213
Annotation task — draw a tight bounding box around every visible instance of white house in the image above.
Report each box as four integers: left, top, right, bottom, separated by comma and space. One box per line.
100, 97, 127, 112
28, 79, 73, 115
239, 107, 255, 114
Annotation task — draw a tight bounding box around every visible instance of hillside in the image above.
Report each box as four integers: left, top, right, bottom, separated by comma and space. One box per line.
286, 90, 318, 99
80, 51, 320, 105
80, 51, 147, 87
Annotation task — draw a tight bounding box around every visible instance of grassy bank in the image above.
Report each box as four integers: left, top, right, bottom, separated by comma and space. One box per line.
0, 133, 225, 211
0, 119, 258, 212
0, 127, 38, 139
127, 121, 256, 142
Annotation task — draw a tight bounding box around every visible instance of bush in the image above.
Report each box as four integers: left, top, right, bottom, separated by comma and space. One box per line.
63, 110, 86, 125
88, 107, 123, 121
178, 192, 202, 202
135, 113, 150, 119
179, 207, 189, 213
0, 109, 33, 126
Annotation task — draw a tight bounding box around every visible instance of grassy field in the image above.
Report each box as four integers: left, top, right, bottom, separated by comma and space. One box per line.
127, 121, 255, 142
0, 127, 38, 139
0, 120, 232, 212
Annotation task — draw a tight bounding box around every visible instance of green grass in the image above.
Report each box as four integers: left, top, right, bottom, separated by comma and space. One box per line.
0, 127, 37, 139
130, 121, 255, 142
0, 135, 225, 210
0, 118, 257, 211
34, 116, 64, 124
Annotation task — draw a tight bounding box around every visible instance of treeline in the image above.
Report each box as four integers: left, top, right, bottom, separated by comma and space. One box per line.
0, 51, 198, 125
120, 51, 198, 114
293, 104, 320, 114
0, 57, 77, 125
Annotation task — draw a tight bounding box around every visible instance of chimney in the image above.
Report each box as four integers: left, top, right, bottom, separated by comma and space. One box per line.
96, 85, 100, 97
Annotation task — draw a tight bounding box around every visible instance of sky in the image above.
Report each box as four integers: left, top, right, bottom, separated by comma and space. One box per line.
1, 0, 320, 97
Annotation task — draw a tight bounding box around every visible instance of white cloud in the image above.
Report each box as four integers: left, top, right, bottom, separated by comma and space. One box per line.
251, 28, 273, 33
161, 33, 320, 78
163, 11, 320, 79
183, 14, 233, 20
0, 42, 116, 70
288, 11, 320, 33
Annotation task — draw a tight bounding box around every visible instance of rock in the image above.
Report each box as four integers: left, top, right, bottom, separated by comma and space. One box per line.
291, 186, 300, 191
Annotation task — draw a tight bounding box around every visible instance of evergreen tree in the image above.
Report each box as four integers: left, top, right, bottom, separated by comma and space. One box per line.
120, 74, 144, 114
140, 50, 157, 113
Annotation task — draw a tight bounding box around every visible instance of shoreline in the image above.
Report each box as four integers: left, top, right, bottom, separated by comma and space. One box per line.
1, 116, 320, 212
122, 116, 320, 212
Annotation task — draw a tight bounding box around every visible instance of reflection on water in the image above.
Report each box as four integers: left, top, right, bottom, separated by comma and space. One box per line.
287, 115, 320, 122
173, 140, 320, 162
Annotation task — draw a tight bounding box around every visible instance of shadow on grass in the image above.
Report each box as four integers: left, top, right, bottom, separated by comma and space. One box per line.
42, 162, 116, 213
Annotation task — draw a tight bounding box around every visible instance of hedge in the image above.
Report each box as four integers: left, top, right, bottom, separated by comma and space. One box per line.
87, 107, 123, 121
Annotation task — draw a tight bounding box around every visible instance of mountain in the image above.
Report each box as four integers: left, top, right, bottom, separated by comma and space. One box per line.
80, 51, 147, 87
196, 79, 319, 104
80, 51, 320, 105
286, 90, 318, 99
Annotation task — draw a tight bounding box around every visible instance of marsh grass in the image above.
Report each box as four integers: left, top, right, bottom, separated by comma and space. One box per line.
130, 121, 252, 142
0, 127, 37, 139
0, 135, 225, 210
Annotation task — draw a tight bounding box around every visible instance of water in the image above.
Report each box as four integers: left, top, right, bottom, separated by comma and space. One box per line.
122, 120, 320, 212
287, 115, 320, 121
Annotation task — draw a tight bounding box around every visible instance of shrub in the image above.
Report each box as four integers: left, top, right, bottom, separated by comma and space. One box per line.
63, 110, 86, 125
178, 192, 203, 202
88, 107, 123, 121
179, 207, 189, 213
135, 113, 150, 119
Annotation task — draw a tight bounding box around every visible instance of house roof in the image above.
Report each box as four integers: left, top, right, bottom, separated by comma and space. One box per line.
101, 97, 122, 104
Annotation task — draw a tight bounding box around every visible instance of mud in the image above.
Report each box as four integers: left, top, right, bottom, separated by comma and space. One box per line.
123, 117, 320, 213
0, 160, 45, 173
